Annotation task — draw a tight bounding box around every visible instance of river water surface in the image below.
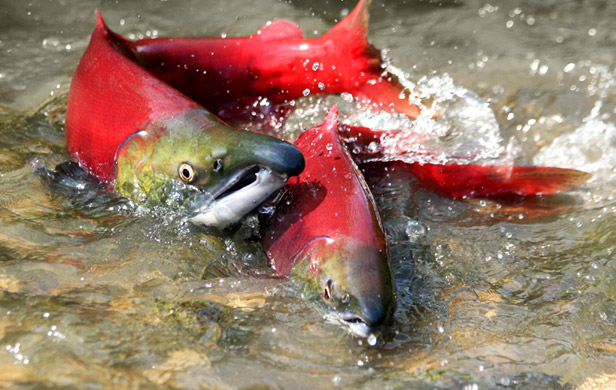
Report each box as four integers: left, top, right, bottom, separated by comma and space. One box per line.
1, 0, 616, 389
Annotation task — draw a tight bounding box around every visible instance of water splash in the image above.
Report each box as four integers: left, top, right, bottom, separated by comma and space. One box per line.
534, 100, 616, 183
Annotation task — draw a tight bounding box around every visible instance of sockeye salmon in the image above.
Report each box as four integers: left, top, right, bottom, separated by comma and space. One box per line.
104, 0, 590, 199
262, 106, 395, 336
66, 11, 305, 228
102, 0, 421, 120
62, 1, 590, 338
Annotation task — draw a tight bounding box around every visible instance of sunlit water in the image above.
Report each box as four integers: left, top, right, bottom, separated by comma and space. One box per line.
1, 0, 616, 388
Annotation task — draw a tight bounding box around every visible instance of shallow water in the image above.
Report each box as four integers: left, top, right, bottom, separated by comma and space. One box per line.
1, 0, 616, 389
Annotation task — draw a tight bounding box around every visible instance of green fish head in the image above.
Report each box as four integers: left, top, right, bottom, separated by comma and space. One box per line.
295, 236, 395, 337
115, 109, 304, 227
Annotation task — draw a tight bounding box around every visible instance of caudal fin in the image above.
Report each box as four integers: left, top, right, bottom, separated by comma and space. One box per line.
406, 163, 591, 198
339, 123, 591, 198
327, 0, 371, 41
325, 0, 420, 119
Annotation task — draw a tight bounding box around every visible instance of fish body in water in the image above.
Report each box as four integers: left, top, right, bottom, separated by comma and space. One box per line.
262, 107, 395, 337
65, 11, 305, 228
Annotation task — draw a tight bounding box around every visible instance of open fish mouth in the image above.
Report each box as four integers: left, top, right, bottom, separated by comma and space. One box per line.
325, 311, 375, 338
340, 312, 373, 338
186, 165, 287, 228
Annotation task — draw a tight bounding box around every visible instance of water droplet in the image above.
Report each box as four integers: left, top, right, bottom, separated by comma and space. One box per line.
332, 376, 341, 386
302, 89, 310, 96
312, 62, 320, 71
367, 333, 377, 346
318, 82, 325, 90
341, 92, 353, 102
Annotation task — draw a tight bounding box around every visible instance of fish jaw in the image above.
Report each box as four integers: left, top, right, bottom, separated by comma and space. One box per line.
185, 167, 286, 227
114, 108, 304, 228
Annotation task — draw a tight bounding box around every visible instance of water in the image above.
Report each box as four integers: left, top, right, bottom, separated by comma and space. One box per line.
2, 0, 616, 388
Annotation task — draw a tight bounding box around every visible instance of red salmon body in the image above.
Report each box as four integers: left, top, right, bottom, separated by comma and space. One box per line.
262, 107, 395, 330
65, 11, 305, 228
65, 11, 200, 182
114, 0, 420, 119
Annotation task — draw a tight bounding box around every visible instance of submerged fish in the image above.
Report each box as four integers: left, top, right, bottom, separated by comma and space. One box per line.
262, 107, 395, 337
339, 124, 592, 198
104, 0, 420, 120
65, 11, 305, 227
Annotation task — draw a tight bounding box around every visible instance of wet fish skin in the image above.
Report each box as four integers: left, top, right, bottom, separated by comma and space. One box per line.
101, 0, 589, 199
262, 107, 395, 333
65, 11, 304, 227
110, 0, 420, 120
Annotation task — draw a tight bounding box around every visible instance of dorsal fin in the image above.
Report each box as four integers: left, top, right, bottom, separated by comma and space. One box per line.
323, 103, 339, 128
253, 19, 304, 40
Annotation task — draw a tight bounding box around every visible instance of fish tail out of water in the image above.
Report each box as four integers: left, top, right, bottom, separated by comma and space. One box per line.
324, 0, 421, 119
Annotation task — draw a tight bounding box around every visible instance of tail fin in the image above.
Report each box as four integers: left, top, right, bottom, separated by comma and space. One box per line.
324, 0, 420, 119
339, 123, 591, 198
323, 0, 376, 67
406, 163, 592, 198
325, 0, 371, 43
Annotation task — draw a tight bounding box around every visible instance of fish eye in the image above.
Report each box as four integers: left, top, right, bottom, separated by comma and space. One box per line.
212, 158, 224, 172
323, 279, 333, 302
178, 162, 196, 183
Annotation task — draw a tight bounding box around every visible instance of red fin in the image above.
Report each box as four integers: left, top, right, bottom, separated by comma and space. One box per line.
329, 0, 371, 38
254, 19, 304, 40
324, 0, 374, 62
406, 163, 592, 198
323, 103, 339, 128
95, 9, 105, 29
325, 0, 420, 119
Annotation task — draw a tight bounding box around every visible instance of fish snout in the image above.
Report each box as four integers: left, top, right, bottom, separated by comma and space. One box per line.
250, 137, 305, 178
337, 288, 394, 338
316, 241, 395, 337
